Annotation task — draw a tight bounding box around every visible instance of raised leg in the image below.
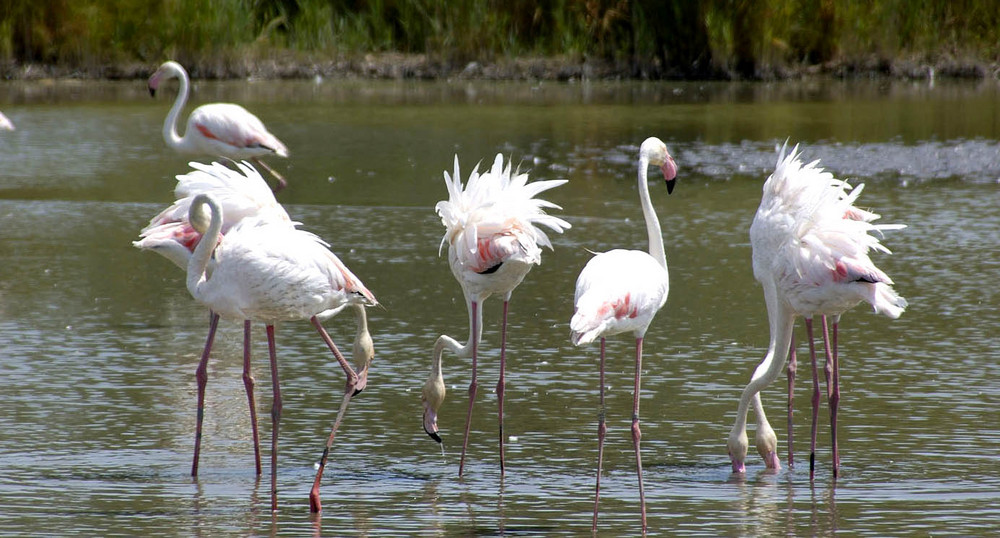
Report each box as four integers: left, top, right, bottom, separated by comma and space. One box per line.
266, 325, 282, 512
805, 317, 821, 480
829, 319, 841, 477
497, 299, 509, 477
242, 320, 262, 476
786, 333, 797, 469
632, 337, 647, 533
593, 337, 607, 531
251, 157, 287, 193
192, 312, 220, 477
459, 301, 479, 478
309, 316, 362, 513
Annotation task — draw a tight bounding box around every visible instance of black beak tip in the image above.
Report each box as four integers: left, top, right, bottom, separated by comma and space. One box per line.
666, 178, 677, 194
148, 87, 156, 98
425, 429, 442, 444
352, 387, 364, 397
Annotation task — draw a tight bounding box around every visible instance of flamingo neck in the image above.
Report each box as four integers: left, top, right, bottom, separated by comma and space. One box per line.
186, 197, 222, 301
162, 65, 190, 151
731, 285, 795, 435
638, 156, 667, 270
351, 304, 374, 372
429, 296, 482, 380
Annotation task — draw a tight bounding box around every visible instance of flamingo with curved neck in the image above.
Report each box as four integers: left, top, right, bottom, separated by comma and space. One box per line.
570, 136, 678, 532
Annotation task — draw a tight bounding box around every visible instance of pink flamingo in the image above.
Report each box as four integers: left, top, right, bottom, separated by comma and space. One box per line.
421, 154, 570, 477
186, 191, 376, 513
727, 142, 907, 478
570, 136, 678, 532
148, 61, 289, 191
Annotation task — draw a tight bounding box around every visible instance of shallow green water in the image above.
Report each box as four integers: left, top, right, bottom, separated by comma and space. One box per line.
0, 77, 998, 535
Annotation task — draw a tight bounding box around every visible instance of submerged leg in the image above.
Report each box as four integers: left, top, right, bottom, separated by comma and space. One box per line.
593, 337, 607, 532
829, 319, 841, 477
805, 317, 821, 480
459, 301, 480, 478
242, 320, 262, 476
252, 157, 287, 193
632, 337, 647, 533
266, 325, 282, 512
497, 298, 509, 477
309, 316, 361, 513
786, 333, 797, 469
192, 312, 220, 477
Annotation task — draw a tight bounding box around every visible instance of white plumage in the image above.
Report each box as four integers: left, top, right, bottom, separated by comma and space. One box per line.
728, 142, 906, 477
422, 153, 570, 478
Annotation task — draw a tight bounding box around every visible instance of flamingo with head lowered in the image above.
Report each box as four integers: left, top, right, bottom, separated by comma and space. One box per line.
570, 136, 677, 533
148, 61, 289, 191
421, 153, 570, 477
727, 142, 907, 479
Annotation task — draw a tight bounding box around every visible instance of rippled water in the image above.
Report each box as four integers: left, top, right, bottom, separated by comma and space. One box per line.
0, 78, 998, 535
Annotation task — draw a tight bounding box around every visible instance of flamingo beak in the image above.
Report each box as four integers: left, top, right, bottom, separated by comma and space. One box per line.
423, 406, 442, 444
148, 86, 156, 98
661, 157, 678, 194
730, 455, 747, 474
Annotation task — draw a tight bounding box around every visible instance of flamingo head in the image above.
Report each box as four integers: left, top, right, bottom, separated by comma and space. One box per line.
639, 136, 678, 194
421, 369, 446, 444
728, 426, 749, 474
755, 420, 781, 471
188, 196, 213, 235
148, 60, 184, 97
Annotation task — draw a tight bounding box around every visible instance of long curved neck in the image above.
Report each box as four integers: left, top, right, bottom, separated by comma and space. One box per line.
351, 304, 374, 372
163, 67, 189, 150
638, 156, 666, 269
429, 296, 482, 380
186, 198, 221, 300
731, 283, 795, 434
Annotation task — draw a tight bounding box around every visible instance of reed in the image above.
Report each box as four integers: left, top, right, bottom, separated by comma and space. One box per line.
0, 0, 996, 78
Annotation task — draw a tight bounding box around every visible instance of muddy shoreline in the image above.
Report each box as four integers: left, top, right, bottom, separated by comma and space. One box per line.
1, 52, 997, 81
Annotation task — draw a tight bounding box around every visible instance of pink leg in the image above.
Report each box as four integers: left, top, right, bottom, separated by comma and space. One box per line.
786, 333, 797, 469
829, 320, 841, 477
266, 325, 282, 512
242, 320, 262, 476
459, 301, 479, 478
820, 316, 834, 477
805, 317, 821, 480
192, 312, 220, 477
592, 337, 607, 532
497, 299, 509, 477
309, 316, 361, 513
632, 337, 647, 533
252, 157, 287, 193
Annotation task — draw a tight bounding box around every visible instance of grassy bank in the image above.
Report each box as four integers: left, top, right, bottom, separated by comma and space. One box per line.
1, 0, 998, 80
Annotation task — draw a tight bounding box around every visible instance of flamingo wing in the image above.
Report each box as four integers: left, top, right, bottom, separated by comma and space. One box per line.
188, 103, 288, 157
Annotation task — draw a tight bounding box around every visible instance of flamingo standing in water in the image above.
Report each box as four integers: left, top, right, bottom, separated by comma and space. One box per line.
186, 192, 376, 513
727, 142, 906, 478
421, 154, 570, 477
0, 110, 13, 131
570, 137, 678, 532
148, 61, 290, 191
134, 160, 292, 478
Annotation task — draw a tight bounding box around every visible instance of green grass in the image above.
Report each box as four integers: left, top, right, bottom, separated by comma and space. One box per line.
1, 0, 997, 77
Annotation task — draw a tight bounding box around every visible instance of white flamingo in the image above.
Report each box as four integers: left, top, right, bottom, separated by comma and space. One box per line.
148, 61, 290, 191
0, 110, 13, 131
570, 137, 678, 532
186, 192, 376, 513
421, 154, 570, 477
727, 142, 907, 478
134, 160, 292, 479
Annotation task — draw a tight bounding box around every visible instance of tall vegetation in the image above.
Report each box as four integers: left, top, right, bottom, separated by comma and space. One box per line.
1, 0, 997, 77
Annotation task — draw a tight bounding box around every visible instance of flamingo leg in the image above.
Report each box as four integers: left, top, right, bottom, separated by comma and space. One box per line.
632, 337, 647, 533
309, 316, 361, 513
829, 319, 841, 477
242, 320, 262, 476
497, 298, 509, 477
805, 317, 821, 480
192, 312, 220, 477
251, 157, 287, 193
458, 301, 479, 478
592, 337, 607, 531
786, 333, 797, 469
266, 325, 282, 512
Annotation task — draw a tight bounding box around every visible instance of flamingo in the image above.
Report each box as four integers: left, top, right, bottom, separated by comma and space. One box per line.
570, 137, 678, 532
134, 160, 293, 478
148, 61, 290, 192
0, 110, 13, 131
727, 142, 907, 479
185, 192, 376, 513
421, 153, 570, 477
